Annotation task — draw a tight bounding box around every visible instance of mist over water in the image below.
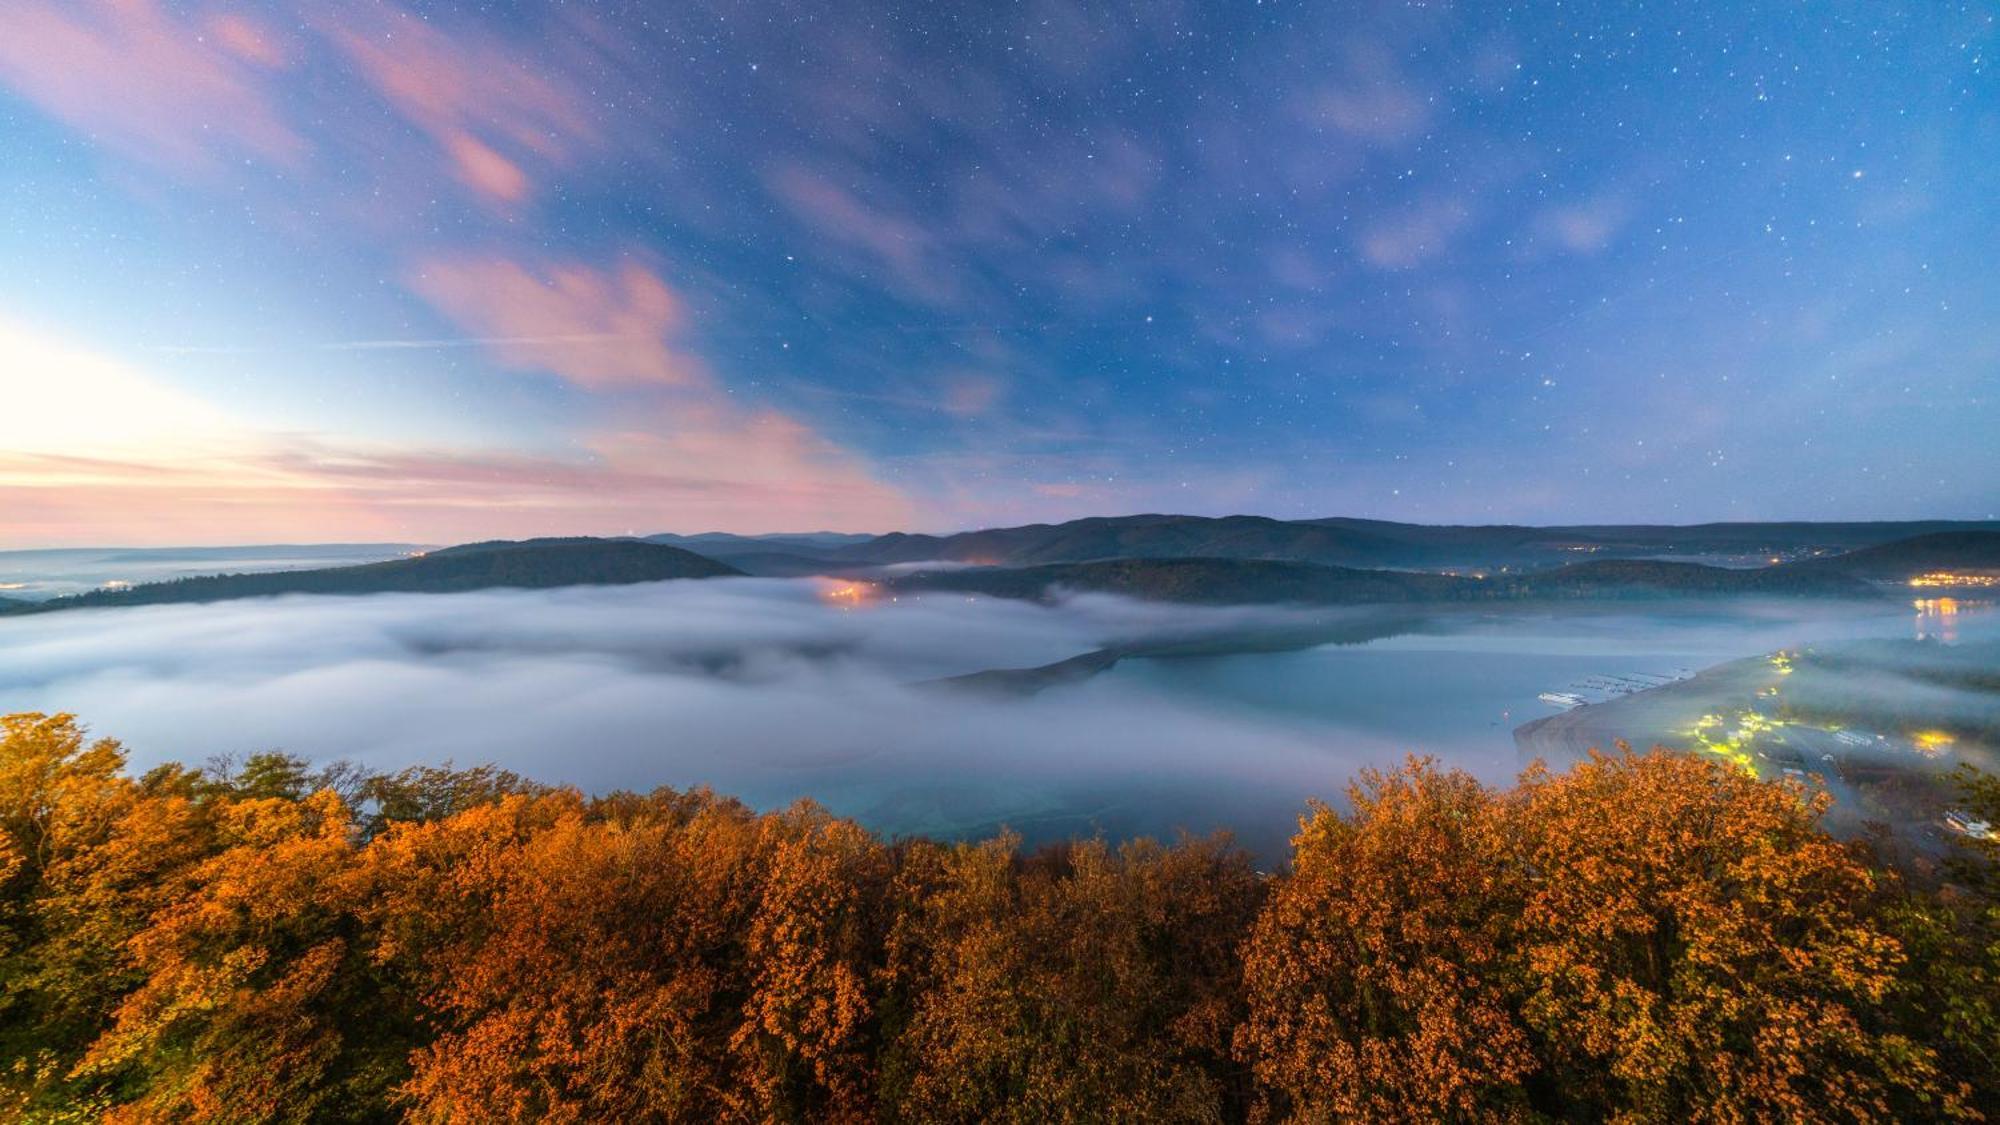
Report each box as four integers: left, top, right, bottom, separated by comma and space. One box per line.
0, 544, 418, 600
0, 579, 1989, 857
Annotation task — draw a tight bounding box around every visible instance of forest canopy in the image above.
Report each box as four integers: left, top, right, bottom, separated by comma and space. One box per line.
1, 711, 1995, 1122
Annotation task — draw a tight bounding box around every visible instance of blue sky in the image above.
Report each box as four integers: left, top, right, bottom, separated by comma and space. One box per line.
0, 1, 1994, 545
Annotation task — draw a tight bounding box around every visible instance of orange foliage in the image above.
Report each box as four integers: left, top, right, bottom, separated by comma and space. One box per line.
1510, 748, 1974, 1121
880, 833, 1263, 1121
0, 713, 1988, 1121
78, 790, 376, 1123
1236, 759, 1533, 1122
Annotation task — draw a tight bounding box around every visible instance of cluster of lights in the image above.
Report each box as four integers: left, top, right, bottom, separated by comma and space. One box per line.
1683, 708, 1789, 774
1913, 597, 1976, 643
1910, 730, 1957, 757
1909, 572, 2000, 588
818, 581, 878, 607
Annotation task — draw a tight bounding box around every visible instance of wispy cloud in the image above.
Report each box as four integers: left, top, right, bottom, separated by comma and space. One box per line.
317, 3, 604, 207
2, 306, 912, 545
1529, 195, 1633, 256
405, 256, 704, 389
0, 0, 305, 175
0, 428, 912, 546
1298, 39, 1433, 144
326, 333, 630, 352
766, 165, 963, 305
150, 334, 635, 357
1358, 197, 1476, 270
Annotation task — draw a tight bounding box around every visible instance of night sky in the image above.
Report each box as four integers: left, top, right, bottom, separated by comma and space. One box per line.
1, 1, 1994, 546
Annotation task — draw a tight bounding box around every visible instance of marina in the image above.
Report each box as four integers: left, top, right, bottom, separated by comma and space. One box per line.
1537, 668, 1694, 710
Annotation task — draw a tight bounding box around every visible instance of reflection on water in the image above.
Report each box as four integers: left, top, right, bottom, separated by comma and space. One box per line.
1914, 597, 1995, 644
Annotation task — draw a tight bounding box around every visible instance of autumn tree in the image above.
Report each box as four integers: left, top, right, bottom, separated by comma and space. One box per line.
0, 713, 217, 1118
1235, 758, 1534, 1123
392, 789, 782, 1122
881, 832, 1263, 1122
3, 710, 1991, 1121
72, 788, 416, 1123
1508, 747, 1972, 1121
723, 811, 892, 1121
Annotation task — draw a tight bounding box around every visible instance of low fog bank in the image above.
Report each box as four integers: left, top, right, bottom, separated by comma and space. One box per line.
0, 579, 1979, 856
0, 544, 420, 601
0, 578, 1421, 854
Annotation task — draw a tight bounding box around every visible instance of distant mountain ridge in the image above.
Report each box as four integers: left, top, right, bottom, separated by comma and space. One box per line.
646, 515, 2000, 575
888, 558, 1478, 604
0, 539, 742, 615
886, 553, 1883, 606
3, 522, 1990, 618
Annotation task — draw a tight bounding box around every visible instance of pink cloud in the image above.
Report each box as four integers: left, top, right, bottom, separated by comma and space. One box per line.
0, 0, 306, 174
442, 134, 530, 205
391, 252, 915, 535
767, 165, 960, 303
0, 1, 606, 209
207, 12, 290, 68
0, 423, 913, 546
407, 257, 705, 389
582, 407, 915, 529
940, 373, 1005, 418
321, 4, 601, 206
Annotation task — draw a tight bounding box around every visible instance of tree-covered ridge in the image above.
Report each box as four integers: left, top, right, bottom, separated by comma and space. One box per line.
0, 539, 743, 616
830, 516, 2000, 571
1, 712, 1994, 1121
887, 554, 1879, 605
887, 557, 1480, 605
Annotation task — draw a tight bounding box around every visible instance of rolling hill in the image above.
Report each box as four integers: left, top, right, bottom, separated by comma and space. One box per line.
0, 538, 742, 615
629, 516, 2000, 576
1776, 531, 2000, 582
1501, 559, 1877, 599
813, 514, 2000, 571
886, 552, 1886, 607
887, 557, 1478, 604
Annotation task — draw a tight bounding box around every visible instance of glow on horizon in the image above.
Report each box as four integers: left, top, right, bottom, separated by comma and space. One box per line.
0, 317, 243, 460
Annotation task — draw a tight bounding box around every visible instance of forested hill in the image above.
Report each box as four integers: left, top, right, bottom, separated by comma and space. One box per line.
0, 538, 742, 614
1502, 558, 1878, 599
1778, 530, 2000, 581
822, 514, 2000, 570
887, 555, 1880, 606
887, 557, 1479, 604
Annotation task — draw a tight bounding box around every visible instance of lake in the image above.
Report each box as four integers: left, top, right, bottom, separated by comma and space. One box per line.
0, 581, 1991, 860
